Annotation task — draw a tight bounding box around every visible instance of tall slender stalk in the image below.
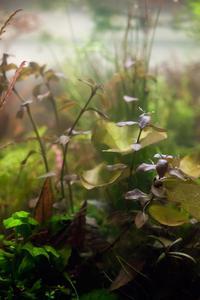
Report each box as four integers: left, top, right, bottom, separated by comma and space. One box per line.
26, 104, 49, 173
129, 127, 143, 184
146, 0, 163, 69
60, 85, 99, 212
14, 89, 49, 173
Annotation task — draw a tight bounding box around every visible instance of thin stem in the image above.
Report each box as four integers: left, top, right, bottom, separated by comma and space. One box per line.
26, 105, 49, 173
14, 89, 49, 173
136, 127, 143, 144
60, 86, 99, 211
129, 128, 143, 184
146, 0, 163, 69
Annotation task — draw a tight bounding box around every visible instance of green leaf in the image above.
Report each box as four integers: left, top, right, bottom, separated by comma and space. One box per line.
180, 151, 200, 178
3, 218, 24, 229
0, 249, 9, 269
92, 118, 139, 154
44, 246, 60, 258
92, 118, 167, 154
149, 203, 189, 226
80, 163, 127, 190
18, 256, 35, 275
58, 247, 72, 266
139, 126, 167, 149
3, 211, 38, 230
22, 243, 49, 259
12, 211, 30, 219
163, 177, 200, 220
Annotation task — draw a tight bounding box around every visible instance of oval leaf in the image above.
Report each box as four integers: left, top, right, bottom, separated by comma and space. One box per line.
163, 177, 200, 220
180, 151, 200, 178
80, 163, 126, 190
149, 203, 189, 226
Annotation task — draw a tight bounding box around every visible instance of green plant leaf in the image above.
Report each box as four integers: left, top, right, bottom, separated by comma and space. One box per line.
92, 118, 139, 154
139, 127, 167, 149
44, 246, 60, 258
92, 118, 167, 154
12, 211, 30, 219
0, 249, 10, 269
163, 177, 200, 220
22, 243, 49, 259
80, 163, 127, 190
18, 256, 35, 275
3, 211, 38, 230
149, 203, 189, 226
3, 218, 24, 229
180, 151, 200, 178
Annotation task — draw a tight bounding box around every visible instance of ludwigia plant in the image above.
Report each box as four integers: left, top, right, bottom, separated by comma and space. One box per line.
0, 4, 200, 300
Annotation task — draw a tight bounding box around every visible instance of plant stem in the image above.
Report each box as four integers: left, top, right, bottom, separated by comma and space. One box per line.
26, 105, 49, 173
129, 128, 143, 183
14, 89, 49, 173
60, 86, 99, 211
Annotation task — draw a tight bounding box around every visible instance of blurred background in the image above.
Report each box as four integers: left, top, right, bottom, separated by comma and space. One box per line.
0, 0, 200, 212
0, 0, 199, 67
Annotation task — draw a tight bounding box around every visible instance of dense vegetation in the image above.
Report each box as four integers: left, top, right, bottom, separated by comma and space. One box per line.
0, 3, 200, 299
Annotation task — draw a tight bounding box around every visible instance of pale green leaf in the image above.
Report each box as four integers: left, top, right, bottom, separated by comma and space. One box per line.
149, 203, 189, 226
180, 151, 200, 178
163, 177, 200, 220
80, 162, 127, 190
92, 119, 139, 154
92, 118, 167, 155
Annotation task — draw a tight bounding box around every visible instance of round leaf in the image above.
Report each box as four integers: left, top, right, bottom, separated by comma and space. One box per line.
149, 203, 189, 226
80, 163, 126, 190
163, 177, 200, 220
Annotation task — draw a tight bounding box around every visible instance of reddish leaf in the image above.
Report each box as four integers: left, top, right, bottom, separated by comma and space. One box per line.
0, 61, 26, 110
137, 163, 156, 172
34, 178, 54, 223
125, 188, 150, 202
67, 201, 87, 249
138, 113, 151, 129
110, 260, 145, 291
135, 211, 148, 229
156, 159, 169, 178
52, 201, 87, 249
110, 268, 133, 291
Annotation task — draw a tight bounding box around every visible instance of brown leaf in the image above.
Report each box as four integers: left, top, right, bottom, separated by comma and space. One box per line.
156, 159, 169, 178
135, 211, 148, 229
34, 178, 54, 223
52, 201, 87, 249
67, 201, 87, 249
110, 268, 133, 291
110, 260, 145, 291
125, 189, 150, 203
0, 61, 26, 110
137, 163, 156, 172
